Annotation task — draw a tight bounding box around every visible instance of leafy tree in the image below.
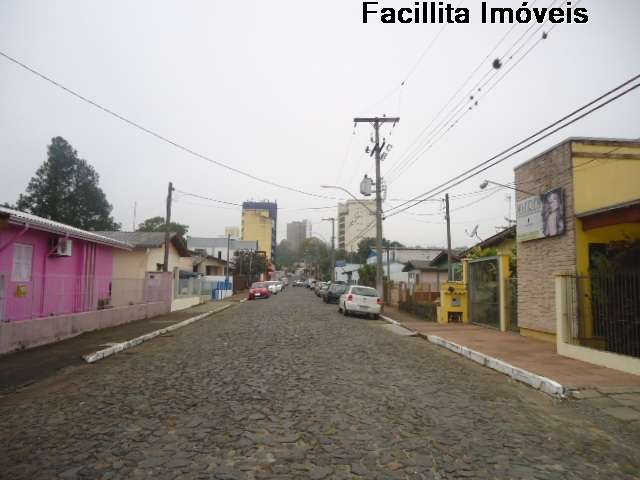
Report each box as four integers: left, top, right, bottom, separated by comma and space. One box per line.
357, 264, 377, 287
356, 237, 405, 264
300, 237, 332, 280
138, 216, 189, 237
16, 137, 120, 230
275, 240, 297, 270
233, 250, 268, 279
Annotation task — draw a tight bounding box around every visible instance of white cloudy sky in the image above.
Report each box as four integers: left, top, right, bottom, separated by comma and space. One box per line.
1, 0, 638, 249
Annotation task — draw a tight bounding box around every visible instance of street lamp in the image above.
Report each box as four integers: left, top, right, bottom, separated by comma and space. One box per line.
479, 179, 535, 196
320, 185, 376, 215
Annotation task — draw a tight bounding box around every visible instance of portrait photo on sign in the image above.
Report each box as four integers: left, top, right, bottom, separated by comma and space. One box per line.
541, 188, 565, 237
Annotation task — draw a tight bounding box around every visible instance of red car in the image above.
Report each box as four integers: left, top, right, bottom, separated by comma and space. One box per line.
248, 282, 271, 300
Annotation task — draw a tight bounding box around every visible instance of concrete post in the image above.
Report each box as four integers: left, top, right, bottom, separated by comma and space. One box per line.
497, 254, 510, 332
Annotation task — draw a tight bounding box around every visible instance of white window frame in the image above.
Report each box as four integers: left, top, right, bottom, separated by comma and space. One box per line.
12, 243, 33, 282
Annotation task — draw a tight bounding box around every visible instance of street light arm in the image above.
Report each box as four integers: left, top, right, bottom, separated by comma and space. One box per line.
480, 180, 536, 196
320, 185, 376, 215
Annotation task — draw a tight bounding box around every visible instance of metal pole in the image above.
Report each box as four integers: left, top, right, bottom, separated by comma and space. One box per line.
226, 234, 230, 284
163, 182, 173, 273
445, 193, 453, 280
374, 120, 384, 297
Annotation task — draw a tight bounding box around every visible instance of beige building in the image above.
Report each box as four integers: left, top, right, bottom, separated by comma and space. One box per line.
242, 201, 277, 262
225, 226, 241, 239
338, 199, 377, 252
96, 231, 222, 311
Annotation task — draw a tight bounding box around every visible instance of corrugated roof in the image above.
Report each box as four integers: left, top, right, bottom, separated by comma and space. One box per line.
1, 207, 131, 250
97, 231, 191, 256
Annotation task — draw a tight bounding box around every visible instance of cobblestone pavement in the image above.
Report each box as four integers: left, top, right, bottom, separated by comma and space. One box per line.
1, 290, 640, 479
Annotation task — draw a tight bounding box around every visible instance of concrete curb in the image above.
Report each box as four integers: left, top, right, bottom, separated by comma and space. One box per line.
82, 304, 233, 364
380, 315, 568, 399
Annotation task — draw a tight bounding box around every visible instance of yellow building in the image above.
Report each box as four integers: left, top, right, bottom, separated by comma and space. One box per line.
242, 201, 277, 263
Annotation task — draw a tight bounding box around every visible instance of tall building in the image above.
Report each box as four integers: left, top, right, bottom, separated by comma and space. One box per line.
286, 220, 308, 252
225, 226, 241, 239
338, 199, 377, 253
242, 201, 277, 262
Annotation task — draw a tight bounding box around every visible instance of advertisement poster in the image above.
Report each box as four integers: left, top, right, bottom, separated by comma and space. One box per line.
516, 188, 565, 242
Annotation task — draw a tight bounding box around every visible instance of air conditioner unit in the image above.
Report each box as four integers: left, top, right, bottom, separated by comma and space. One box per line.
50, 237, 73, 257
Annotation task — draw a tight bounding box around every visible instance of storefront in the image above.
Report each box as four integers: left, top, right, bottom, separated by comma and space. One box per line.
514, 137, 640, 374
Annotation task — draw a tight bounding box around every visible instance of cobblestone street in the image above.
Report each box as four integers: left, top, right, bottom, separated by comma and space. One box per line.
1, 289, 640, 479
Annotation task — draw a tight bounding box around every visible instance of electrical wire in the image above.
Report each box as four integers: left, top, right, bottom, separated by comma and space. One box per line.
383, 74, 640, 219
0, 50, 343, 201
384, 0, 561, 184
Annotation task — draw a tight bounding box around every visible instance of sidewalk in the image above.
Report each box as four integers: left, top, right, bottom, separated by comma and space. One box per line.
383, 306, 640, 406
0, 300, 236, 395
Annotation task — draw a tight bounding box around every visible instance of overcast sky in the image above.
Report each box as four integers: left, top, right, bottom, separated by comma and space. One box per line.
1, 0, 639, 249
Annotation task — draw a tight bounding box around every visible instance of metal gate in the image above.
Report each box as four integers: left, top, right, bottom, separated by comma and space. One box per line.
469, 258, 500, 328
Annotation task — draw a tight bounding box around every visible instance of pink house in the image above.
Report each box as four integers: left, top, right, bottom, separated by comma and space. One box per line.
0, 207, 131, 323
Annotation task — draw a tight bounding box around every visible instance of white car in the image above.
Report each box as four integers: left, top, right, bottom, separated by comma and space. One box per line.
266, 281, 283, 294
338, 285, 383, 319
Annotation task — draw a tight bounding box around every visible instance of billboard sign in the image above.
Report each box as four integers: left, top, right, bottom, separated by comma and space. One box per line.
516, 187, 565, 242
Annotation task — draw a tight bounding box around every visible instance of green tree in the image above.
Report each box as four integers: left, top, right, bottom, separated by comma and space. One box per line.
357, 264, 377, 287
356, 237, 405, 264
16, 137, 120, 230
275, 239, 297, 270
300, 237, 332, 280
138, 216, 189, 237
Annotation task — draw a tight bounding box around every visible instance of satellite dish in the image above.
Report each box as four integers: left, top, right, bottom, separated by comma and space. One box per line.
470, 225, 478, 238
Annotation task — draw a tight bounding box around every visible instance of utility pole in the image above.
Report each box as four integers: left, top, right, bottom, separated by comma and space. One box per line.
163, 182, 174, 273
225, 234, 231, 285
353, 116, 399, 298
322, 217, 336, 282
386, 246, 391, 283
445, 193, 453, 280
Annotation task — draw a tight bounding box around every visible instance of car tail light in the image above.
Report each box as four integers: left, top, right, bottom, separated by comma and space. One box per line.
377, 298, 384, 305
347, 294, 353, 301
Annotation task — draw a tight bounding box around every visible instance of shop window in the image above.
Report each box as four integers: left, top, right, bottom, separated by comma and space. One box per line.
12, 244, 33, 282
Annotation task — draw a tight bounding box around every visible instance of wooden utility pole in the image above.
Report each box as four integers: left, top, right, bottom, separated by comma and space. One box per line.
163, 182, 174, 273
353, 116, 399, 299
445, 193, 453, 280
322, 217, 336, 282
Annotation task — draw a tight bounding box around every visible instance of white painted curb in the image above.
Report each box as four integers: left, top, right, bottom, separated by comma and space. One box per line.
83, 304, 233, 364
380, 315, 568, 398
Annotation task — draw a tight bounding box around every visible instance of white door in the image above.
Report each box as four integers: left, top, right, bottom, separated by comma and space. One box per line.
0, 274, 5, 321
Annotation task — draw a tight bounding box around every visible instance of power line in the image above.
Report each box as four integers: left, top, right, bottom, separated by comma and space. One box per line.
384, 0, 560, 184
0, 50, 342, 201
384, 74, 640, 219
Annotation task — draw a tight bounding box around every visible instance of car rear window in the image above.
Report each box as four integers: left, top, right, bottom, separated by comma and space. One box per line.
252, 282, 267, 288
351, 286, 378, 297
330, 285, 348, 293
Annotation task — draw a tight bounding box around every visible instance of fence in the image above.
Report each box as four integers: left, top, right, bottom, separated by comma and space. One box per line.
563, 272, 640, 359
387, 282, 440, 307
0, 273, 171, 322
398, 297, 438, 321
175, 277, 216, 298
506, 277, 518, 332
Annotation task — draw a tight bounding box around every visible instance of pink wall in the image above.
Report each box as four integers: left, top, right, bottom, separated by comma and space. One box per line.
0, 224, 116, 321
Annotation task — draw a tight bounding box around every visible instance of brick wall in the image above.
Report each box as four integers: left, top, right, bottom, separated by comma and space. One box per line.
514, 141, 576, 334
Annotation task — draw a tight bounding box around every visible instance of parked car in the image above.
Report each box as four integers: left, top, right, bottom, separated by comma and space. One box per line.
324, 283, 349, 304
315, 282, 328, 297
317, 282, 330, 298
248, 282, 271, 300
266, 281, 283, 294
338, 285, 383, 319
